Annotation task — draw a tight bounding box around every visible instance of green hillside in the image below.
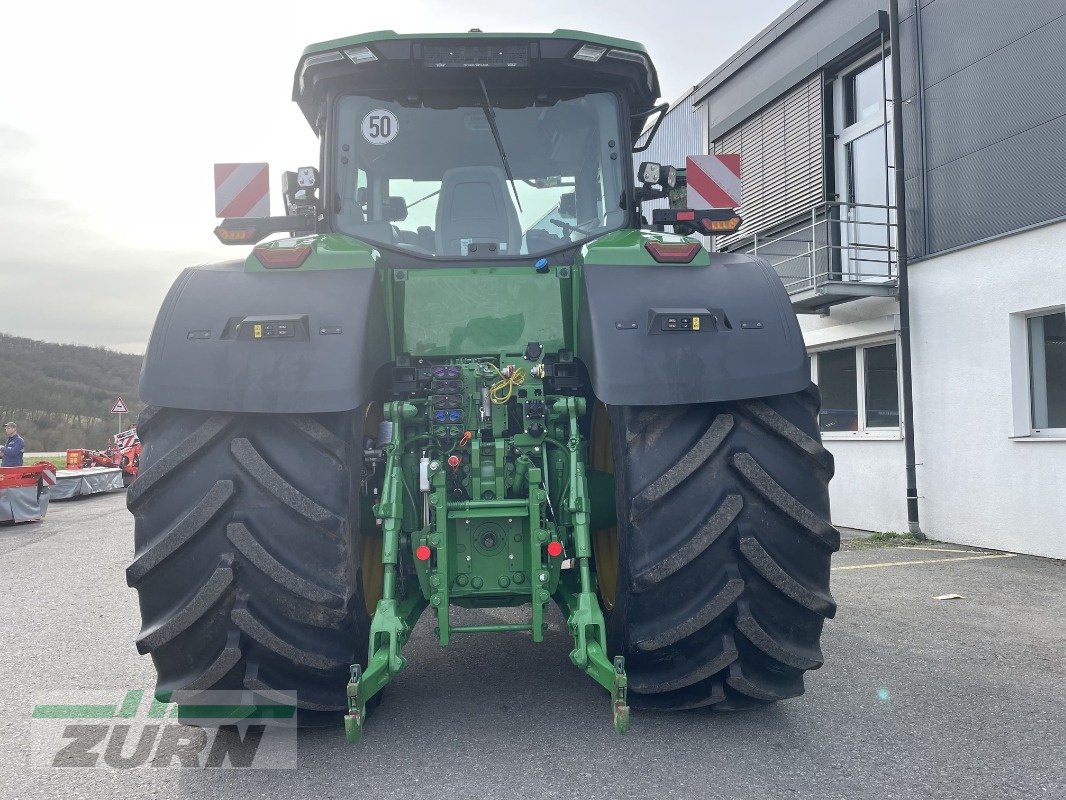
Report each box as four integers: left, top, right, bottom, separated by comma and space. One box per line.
0, 333, 143, 452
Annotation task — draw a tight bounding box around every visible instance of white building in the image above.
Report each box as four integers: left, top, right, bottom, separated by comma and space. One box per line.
643, 0, 1066, 558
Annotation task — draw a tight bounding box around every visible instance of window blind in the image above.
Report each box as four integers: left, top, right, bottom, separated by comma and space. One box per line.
713, 73, 825, 248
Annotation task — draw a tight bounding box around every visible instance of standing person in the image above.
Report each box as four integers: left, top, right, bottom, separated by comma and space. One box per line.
2, 422, 25, 467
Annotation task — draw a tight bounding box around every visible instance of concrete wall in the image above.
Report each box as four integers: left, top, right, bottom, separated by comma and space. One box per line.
909, 221, 1066, 559
824, 439, 908, 532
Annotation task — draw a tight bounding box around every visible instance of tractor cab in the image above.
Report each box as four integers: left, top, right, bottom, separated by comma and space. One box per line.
290, 31, 661, 259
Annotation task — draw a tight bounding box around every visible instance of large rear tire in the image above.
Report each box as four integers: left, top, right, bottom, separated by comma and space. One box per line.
126, 406, 380, 720
598, 384, 839, 710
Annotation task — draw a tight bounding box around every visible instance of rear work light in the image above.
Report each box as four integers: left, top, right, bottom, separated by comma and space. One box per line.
303, 51, 345, 68
573, 44, 607, 62
605, 48, 654, 92
343, 45, 377, 65
253, 244, 313, 269
606, 48, 649, 67
297, 50, 345, 95
645, 241, 702, 264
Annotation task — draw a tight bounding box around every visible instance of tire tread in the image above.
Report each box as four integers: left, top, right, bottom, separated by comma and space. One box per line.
128, 408, 370, 720
605, 384, 837, 712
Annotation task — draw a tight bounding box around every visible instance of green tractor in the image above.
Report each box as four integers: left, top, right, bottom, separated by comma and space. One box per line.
128, 29, 838, 741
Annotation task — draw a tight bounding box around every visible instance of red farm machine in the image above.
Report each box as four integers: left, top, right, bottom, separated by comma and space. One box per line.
66, 426, 141, 484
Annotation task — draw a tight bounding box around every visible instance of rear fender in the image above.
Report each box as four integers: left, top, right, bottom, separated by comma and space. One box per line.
577, 253, 808, 405
139, 261, 389, 413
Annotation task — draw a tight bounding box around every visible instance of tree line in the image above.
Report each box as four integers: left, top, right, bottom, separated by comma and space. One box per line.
0, 334, 143, 452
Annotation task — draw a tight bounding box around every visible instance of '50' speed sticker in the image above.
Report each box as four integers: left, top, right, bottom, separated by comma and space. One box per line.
362, 110, 398, 145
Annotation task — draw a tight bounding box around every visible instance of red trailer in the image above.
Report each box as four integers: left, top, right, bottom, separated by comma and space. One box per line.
0, 462, 56, 523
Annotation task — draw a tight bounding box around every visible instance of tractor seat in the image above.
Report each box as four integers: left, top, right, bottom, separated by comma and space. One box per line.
435, 166, 522, 256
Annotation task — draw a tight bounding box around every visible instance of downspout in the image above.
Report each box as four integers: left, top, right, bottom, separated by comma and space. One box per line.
889, 0, 924, 538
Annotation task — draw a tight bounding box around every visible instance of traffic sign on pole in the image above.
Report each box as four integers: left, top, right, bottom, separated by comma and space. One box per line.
112, 397, 128, 433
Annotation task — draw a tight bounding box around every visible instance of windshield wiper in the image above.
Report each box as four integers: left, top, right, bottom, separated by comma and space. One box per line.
407, 188, 441, 209
478, 77, 523, 213
550, 218, 592, 237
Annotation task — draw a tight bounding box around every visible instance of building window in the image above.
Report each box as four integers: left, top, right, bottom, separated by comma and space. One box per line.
817, 348, 858, 432
844, 57, 889, 127
832, 51, 896, 283
814, 341, 901, 437
1029, 310, 1066, 432
865, 343, 900, 428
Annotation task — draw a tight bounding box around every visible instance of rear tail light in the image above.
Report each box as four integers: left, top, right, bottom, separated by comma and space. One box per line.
253, 244, 312, 269
644, 241, 702, 264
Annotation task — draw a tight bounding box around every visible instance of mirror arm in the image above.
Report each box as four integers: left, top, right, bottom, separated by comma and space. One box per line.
632, 103, 669, 154
634, 186, 669, 204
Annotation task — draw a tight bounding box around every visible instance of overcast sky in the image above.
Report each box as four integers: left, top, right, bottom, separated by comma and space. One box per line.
2, 0, 793, 353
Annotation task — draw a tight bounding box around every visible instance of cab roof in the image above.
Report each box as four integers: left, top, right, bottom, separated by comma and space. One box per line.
292, 29, 661, 136
301, 29, 649, 59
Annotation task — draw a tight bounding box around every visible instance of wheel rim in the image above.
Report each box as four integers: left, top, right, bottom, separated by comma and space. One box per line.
361, 404, 386, 616
589, 402, 619, 610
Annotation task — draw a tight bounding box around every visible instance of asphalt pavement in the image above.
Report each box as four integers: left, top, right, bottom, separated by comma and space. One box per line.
1, 490, 1063, 799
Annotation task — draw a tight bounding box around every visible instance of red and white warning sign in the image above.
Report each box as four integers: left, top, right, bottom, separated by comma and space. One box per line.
41, 467, 57, 487
214, 163, 270, 218
686, 154, 742, 209
111, 397, 129, 414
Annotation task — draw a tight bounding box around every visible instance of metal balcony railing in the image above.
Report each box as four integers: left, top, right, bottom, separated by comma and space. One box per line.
738, 201, 900, 312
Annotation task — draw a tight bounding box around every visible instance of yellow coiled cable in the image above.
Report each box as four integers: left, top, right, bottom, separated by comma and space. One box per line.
488, 364, 526, 405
